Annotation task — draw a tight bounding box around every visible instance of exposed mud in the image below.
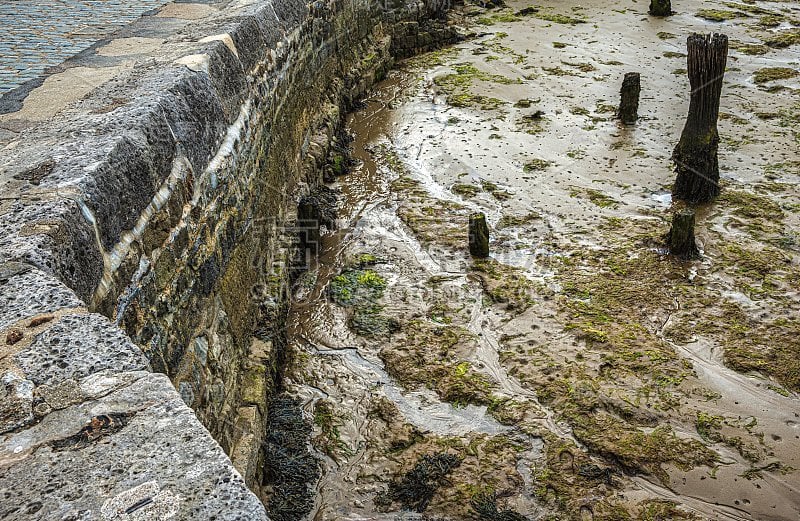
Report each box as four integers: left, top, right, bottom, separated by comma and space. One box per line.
284, 1, 800, 519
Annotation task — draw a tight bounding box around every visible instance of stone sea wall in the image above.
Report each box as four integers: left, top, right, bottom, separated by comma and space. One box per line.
0, 0, 456, 518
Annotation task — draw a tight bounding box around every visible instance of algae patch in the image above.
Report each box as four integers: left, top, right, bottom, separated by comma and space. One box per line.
329, 267, 399, 337
753, 67, 799, 84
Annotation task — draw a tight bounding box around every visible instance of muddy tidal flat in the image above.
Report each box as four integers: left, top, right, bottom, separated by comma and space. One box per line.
284, 1, 800, 519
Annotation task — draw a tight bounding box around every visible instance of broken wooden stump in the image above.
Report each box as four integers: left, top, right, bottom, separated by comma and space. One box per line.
469, 213, 490, 258
618, 72, 641, 124
649, 0, 672, 16
672, 33, 729, 204
666, 208, 700, 260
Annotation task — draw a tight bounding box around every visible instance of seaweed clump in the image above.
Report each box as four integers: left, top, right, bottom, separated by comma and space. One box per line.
377, 452, 461, 512
471, 491, 529, 520
263, 395, 320, 521
753, 67, 798, 84
471, 258, 536, 312
381, 320, 493, 406
433, 62, 517, 110
329, 267, 399, 337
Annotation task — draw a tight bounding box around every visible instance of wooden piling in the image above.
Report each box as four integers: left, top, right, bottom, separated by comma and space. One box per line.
469, 213, 490, 258
649, 0, 672, 16
618, 72, 641, 124
666, 208, 700, 260
672, 33, 729, 203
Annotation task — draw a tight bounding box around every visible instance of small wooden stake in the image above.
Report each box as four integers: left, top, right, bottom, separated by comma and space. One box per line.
666, 208, 700, 260
618, 73, 641, 124
649, 0, 672, 16
469, 213, 490, 258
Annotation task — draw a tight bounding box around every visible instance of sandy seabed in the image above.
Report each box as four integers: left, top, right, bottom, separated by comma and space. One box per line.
282, 1, 800, 519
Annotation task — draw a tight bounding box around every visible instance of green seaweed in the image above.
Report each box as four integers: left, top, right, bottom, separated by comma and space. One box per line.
753, 67, 798, 83
696, 9, 742, 22
763, 29, 800, 48
535, 12, 586, 25
569, 187, 619, 208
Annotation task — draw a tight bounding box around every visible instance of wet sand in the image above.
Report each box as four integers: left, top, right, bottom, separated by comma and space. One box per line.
285, 1, 800, 519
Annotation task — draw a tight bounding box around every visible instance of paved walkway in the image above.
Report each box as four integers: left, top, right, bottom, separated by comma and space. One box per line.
0, 0, 166, 95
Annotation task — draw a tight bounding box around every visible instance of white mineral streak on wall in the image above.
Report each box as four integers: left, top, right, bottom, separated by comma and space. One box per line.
84, 23, 299, 309
199, 99, 253, 202
90, 153, 192, 307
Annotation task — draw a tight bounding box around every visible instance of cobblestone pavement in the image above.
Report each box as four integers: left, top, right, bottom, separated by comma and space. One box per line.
0, 0, 167, 95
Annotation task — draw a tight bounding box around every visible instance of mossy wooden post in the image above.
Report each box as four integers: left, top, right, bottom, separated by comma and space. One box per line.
666, 208, 700, 260
469, 213, 489, 258
618, 73, 640, 124
672, 33, 728, 204
649, 0, 671, 16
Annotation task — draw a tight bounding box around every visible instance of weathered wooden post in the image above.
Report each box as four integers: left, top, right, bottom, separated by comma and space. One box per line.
672, 33, 728, 204
618, 73, 641, 124
649, 0, 672, 16
666, 208, 700, 260
469, 213, 489, 258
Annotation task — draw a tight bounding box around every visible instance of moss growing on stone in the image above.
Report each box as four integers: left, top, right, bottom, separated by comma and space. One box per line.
396, 199, 468, 248
407, 47, 460, 69
355, 253, 378, 266
757, 14, 784, 27
531, 427, 707, 518
542, 66, 580, 77
720, 314, 800, 392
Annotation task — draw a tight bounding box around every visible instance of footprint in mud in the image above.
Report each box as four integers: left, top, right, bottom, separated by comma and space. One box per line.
558, 449, 575, 473
544, 486, 557, 504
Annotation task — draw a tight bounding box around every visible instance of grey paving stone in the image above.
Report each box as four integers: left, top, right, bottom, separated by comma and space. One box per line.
0, 0, 167, 95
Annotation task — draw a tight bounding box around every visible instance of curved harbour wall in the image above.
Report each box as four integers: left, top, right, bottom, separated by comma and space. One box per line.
0, 0, 456, 517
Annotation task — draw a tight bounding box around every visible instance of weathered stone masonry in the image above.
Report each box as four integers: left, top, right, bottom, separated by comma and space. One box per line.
0, 0, 455, 518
